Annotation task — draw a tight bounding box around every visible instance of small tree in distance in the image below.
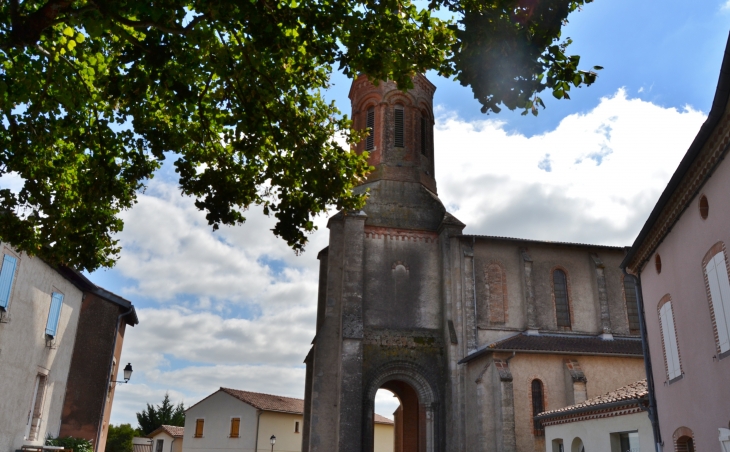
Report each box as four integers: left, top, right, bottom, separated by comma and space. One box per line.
106, 424, 141, 452
136, 393, 185, 436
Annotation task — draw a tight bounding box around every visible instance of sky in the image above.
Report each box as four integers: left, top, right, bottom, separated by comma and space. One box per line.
66, 0, 730, 425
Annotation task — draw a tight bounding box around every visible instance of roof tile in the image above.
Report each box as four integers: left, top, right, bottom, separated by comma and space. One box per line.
538, 379, 648, 417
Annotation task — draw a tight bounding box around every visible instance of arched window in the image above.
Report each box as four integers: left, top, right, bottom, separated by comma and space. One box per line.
531, 379, 545, 436
365, 107, 375, 151
394, 105, 405, 148
674, 427, 695, 452
704, 244, 730, 354
481, 263, 507, 326
623, 274, 640, 334
658, 296, 682, 381
553, 269, 571, 329
420, 115, 428, 156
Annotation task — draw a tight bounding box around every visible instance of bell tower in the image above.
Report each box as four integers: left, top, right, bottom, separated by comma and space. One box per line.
349, 75, 438, 194
301, 74, 463, 452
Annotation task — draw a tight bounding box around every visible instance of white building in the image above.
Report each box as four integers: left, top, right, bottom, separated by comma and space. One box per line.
0, 244, 84, 451
537, 380, 653, 452
182, 387, 394, 452
147, 425, 184, 452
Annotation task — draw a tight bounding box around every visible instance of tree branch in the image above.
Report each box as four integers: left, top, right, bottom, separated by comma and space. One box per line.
110, 13, 207, 36
9, 0, 75, 47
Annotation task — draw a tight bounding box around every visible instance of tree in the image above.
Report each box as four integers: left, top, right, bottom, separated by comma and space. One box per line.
0, 0, 601, 271
136, 393, 185, 435
106, 424, 141, 452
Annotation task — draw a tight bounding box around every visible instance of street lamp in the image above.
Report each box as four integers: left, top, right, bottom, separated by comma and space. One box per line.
113, 363, 133, 384
270, 435, 276, 452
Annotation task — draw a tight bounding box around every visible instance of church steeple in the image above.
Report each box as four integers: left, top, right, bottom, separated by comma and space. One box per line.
349, 74, 437, 194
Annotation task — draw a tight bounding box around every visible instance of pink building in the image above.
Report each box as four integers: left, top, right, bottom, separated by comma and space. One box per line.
622, 33, 730, 452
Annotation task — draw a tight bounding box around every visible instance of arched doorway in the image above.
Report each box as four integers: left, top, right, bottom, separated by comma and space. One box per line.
364, 363, 437, 452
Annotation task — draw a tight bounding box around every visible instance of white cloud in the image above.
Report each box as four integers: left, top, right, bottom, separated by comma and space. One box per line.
109, 88, 706, 428
436, 89, 705, 245
722, 0, 730, 10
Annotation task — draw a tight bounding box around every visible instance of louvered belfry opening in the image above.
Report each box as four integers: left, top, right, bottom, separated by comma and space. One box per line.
531, 379, 545, 436
420, 116, 427, 156
623, 275, 641, 333
553, 269, 571, 328
366, 107, 375, 151
394, 105, 405, 148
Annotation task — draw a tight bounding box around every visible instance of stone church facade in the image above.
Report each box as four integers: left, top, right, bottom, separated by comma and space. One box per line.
301, 75, 646, 452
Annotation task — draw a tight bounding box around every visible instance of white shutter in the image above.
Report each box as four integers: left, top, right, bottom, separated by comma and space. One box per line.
707, 253, 730, 352
660, 303, 681, 380
713, 253, 730, 352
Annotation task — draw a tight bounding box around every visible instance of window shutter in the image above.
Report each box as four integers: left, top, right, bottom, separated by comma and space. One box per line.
230, 418, 240, 437
366, 108, 375, 151
707, 253, 730, 352
660, 303, 681, 379
713, 253, 730, 351
195, 419, 204, 437
45, 292, 64, 337
394, 107, 404, 148
0, 254, 17, 309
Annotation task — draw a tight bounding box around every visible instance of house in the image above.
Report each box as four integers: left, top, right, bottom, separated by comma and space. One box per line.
147, 425, 184, 452
0, 242, 137, 452
57, 271, 138, 451
302, 74, 646, 452
132, 437, 153, 452
537, 379, 653, 452
182, 387, 394, 452
621, 32, 730, 452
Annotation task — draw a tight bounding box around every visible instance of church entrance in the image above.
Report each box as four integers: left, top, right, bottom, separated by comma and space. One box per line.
371, 378, 432, 452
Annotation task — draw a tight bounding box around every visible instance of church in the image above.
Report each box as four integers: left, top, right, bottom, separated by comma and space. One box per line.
300, 75, 646, 452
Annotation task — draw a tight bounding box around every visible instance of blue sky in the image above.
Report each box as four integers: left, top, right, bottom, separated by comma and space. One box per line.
88, 0, 730, 425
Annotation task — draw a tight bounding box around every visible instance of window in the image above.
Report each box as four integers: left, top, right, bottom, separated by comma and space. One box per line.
705, 250, 730, 354
194, 419, 204, 438
45, 292, 64, 338
531, 379, 545, 436
295, 421, 300, 433
659, 298, 682, 380
26, 374, 47, 440
699, 195, 709, 219
230, 417, 240, 438
551, 440, 564, 452
623, 275, 641, 334
0, 254, 17, 310
611, 431, 640, 452
394, 105, 404, 148
655, 254, 662, 274
676, 437, 695, 452
155, 439, 164, 452
365, 108, 375, 151
482, 263, 507, 325
553, 269, 571, 329
420, 116, 427, 156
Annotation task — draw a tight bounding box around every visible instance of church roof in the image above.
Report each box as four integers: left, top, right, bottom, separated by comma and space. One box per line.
460, 234, 625, 250
458, 332, 643, 364
535, 380, 648, 425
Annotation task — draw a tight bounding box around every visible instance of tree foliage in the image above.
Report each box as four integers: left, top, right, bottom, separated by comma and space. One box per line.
136, 393, 185, 435
45, 436, 93, 452
0, 0, 600, 271
106, 424, 141, 452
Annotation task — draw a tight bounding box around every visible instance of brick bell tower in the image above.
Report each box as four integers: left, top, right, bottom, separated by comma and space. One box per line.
301, 75, 465, 452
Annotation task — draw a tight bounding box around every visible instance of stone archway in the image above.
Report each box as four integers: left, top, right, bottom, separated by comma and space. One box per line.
363, 362, 438, 452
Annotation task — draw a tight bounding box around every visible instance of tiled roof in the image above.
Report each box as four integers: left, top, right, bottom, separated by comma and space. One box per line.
147, 425, 184, 438
374, 414, 394, 425
538, 379, 648, 418
221, 387, 305, 414
461, 234, 625, 250
459, 332, 643, 364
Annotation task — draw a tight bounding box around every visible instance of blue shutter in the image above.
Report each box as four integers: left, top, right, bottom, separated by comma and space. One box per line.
45, 292, 64, 337
0, 254, 18, 309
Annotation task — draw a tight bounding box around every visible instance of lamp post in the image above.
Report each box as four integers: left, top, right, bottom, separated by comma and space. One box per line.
112, 363, 133, 384
270, 435, 276, 452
